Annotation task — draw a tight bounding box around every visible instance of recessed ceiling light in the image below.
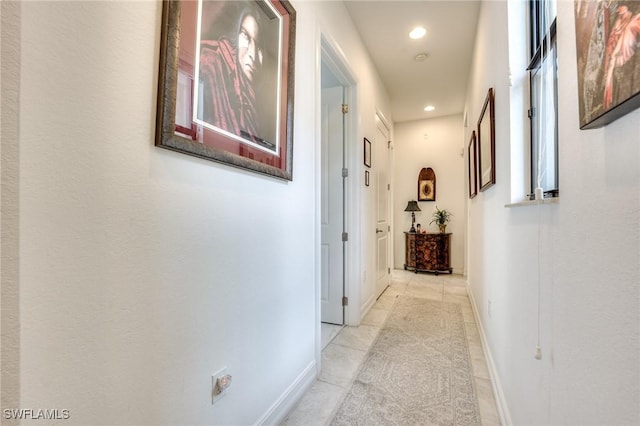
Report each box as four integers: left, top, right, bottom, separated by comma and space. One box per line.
424, 105, 435, 112
409, 26, 426, 39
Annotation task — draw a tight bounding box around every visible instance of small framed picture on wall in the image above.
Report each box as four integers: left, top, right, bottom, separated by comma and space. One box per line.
364, 138, 371, 168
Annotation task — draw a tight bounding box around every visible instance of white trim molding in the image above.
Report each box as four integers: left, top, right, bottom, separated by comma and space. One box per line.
466, 284, 513, 426
255, 361, 317, 426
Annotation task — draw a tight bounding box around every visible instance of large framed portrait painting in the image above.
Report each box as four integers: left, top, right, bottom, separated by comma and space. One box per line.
156, 0, 296, 180
574, 1, 640, 129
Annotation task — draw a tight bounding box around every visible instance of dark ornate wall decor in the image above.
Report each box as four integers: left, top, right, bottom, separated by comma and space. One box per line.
417, 167, 436, 201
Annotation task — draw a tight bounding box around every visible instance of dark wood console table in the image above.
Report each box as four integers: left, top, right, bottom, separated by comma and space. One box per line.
404, 232, 452, 275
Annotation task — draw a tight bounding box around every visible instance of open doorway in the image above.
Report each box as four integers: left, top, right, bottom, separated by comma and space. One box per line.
320, 76, 344, 327
319, 37, 357, 351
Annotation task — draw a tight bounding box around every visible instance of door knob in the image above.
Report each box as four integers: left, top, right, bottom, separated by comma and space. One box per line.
376, 228, 384, 233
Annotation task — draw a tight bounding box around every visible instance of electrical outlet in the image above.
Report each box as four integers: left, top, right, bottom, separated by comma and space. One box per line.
212, 367, 232, 404
488, 299, 492, 318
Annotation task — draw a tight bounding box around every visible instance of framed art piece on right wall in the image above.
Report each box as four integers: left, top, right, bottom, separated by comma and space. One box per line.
478, 88, 495, 192
574, 1, 640, 129
468, 131, 477, 199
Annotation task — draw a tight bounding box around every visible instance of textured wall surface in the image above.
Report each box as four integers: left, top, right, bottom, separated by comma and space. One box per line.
10, 2, 317, 424
1, 1, 393, 424
465, 1, 640, 425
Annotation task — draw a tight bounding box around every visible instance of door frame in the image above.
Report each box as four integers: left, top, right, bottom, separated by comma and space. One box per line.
314, 31, 360, 375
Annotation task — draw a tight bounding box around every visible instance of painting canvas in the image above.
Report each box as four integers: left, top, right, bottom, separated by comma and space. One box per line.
194, 0, 282, 151
419, 180, 434, 201
574, 0, 640, 129
156, 0, 296, 180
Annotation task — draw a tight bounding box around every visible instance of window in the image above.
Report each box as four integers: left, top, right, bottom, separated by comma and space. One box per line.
528, 0, 558, 199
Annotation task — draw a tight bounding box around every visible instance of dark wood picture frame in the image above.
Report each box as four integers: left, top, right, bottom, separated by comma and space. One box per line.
155, 0, 296, 180
468, 131, 478, 199
364, 138, 371, 168
417, 167, 436, 201
478, 88, 495, 192
365, 170, 370, 187
574, 1, 640, 129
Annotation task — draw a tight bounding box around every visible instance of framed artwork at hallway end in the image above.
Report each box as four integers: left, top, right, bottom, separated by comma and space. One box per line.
417, 167, 436, 201
574, 1, 640, 129
156, 0, 296, 180
477, 88, 495, 192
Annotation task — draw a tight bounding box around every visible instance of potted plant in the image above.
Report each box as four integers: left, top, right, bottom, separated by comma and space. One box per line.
430, 206, 452, 233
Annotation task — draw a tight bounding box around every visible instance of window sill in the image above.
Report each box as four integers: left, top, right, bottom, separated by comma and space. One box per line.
504, 198, 559, 208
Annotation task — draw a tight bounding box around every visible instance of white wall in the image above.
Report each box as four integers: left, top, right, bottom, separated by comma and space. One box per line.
1, 0, 22, 416
465, 1, 639, 425
0, 1, 390, 425
392, 115, 466, 274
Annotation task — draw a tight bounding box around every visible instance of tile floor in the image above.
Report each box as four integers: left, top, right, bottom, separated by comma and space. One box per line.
282, 269, 501, 426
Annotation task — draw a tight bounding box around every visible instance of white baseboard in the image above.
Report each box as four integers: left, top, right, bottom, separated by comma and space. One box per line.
466, 284, 513, 426
255, 360, 317, 426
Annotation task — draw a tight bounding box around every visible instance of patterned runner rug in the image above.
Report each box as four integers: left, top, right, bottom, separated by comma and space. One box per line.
331, 296, 481, 426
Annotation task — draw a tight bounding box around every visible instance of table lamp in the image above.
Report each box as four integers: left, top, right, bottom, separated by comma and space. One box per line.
404, 200, 421, 233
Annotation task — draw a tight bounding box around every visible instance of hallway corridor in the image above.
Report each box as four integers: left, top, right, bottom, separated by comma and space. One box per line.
283, 270, 500, 425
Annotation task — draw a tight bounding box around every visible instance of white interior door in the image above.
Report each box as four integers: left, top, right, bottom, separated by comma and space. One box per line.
321, 86, 344, 324
374, 116, 391, 298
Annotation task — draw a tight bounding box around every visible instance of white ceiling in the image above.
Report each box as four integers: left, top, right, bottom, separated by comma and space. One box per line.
343, 1, 481, 123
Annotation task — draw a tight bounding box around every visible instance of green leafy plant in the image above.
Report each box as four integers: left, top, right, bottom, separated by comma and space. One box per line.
429, 206, 453, 227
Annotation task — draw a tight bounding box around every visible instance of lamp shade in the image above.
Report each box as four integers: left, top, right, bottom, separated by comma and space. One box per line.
404, 200, 421, 212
